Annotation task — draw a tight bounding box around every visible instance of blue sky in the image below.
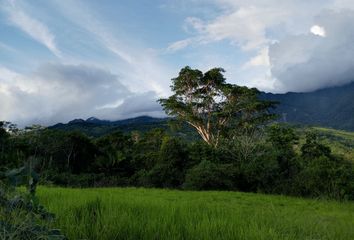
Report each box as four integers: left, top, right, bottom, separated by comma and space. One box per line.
1, 0, 354, 125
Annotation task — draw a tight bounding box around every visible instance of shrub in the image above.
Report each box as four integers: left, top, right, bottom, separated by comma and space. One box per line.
294, 155, 354, 200
183, 160, 236, 190
293, 132, 354, 200
188, 141, 218, 166
233, 152, 280, 193
145, 137, 188, 188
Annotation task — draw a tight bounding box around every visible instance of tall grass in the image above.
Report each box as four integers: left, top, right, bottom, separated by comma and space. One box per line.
37, 187, 354, 240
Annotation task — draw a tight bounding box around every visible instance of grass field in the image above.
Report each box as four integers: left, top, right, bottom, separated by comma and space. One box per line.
37, 187, 354, 240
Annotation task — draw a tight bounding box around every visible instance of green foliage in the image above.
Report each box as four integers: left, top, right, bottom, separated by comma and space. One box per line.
131, 128, 166, 170
0, 164, 66, 239
1, 119, 353, 200
94, 131, 133, 175
267, 124, 299, 149
135, 137, 189, 188
265, 125, 301, 191
184, 160, 235, 190
159, 66, 277, 147
295, 155, 354, 199
310, 127, 354, 160
301, 132, 331, 158
187, 141, 217, 166
148, 137, 188, 188
293, 132, 354, 199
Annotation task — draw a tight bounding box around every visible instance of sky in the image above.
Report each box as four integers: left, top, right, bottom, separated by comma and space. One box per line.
1, 0, 354, 126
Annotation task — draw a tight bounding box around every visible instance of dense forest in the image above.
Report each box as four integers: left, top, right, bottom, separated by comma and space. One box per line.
1, 121, 353, 200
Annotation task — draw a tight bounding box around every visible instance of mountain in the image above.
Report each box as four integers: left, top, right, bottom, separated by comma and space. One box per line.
262, 81, 354, 131
50, 116, 170, 137
49, 81, 354, 136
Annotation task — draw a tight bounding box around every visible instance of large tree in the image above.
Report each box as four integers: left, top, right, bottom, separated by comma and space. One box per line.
159, 66, 277, 147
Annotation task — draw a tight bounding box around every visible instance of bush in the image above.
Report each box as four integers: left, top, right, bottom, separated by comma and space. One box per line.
232, 152, 280, 193
188, 141, 218, 166
144, 137, 188, 188
183, 160, 236, 190
294, 155, 354, 200
292, 132, 354, 200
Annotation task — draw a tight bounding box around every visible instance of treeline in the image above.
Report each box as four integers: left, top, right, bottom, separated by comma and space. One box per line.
1, 122, 353, 200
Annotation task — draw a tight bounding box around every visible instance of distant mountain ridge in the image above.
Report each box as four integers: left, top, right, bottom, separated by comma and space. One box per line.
50, 116, 170, 137
50, 82, 354, 135
262, 81, 354, 131
57, 116, 167, 126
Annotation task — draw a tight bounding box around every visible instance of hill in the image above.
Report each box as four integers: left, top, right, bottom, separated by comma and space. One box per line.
297, 127, 354, 160
262, 81, 354, 131
303, 127, 354, 160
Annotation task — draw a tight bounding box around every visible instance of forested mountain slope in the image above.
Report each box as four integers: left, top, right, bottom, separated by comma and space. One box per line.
262, 81, 354, 131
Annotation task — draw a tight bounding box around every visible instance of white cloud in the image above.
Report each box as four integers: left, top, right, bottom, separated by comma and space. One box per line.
2, 0, 61, 57
50, 0, 173, 95
168, 0, 354, 93
98, 91, 164, 120
0, 64, 163, 126
269, 10, 354, 92
184, 17, 205, 33
310, 25, 326, 37
243, 47, 270, 68
169, 0, 328, 52
166, 38, 196, 52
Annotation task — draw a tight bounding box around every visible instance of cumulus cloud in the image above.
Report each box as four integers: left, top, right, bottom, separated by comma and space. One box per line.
168, 0, 325, 52
0, 64, 163, 126
269, 10, 354, 92
168, 0, 354, 92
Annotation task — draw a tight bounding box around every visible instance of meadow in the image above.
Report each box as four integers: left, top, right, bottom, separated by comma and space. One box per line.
37, 187, 354, 240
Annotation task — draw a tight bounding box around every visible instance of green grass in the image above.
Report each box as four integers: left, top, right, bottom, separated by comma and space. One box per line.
37, 187, 354, 240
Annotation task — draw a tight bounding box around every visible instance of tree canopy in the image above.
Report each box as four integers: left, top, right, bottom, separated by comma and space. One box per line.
159, 66, 277, 147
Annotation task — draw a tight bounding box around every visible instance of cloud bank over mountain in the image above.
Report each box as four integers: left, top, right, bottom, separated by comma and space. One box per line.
1, 0, 354, 125
169, 0, 354, 92
0, 64, 163, 126
269, 10, 354, 92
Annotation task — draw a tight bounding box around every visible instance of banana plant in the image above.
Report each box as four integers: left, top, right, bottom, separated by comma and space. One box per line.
0, 160, 67, 240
